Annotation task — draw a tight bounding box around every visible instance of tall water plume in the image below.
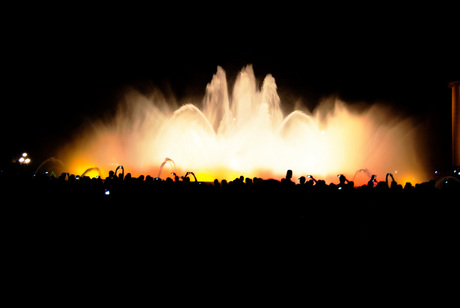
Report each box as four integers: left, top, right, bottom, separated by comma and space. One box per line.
60, 65, 427, 184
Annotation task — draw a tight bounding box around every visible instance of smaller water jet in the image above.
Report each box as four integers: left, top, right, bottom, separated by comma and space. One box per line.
81, 167, 101, 178
352, 168, 373, 187
34, 157, 65, 177
157, 157, 176, 179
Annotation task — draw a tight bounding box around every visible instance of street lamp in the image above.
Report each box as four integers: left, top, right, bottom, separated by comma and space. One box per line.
18, 152, 31, 165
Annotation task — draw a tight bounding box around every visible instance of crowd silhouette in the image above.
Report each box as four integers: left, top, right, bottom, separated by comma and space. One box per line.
2, 163, 459, 286
2, 164, 460, 201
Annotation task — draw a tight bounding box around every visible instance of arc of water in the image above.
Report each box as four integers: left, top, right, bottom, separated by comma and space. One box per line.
81, 167, 101, 178
157, 158, 176, 179
34, 157, 65, 176
352, 168, 372, 182
435, 176, 460, 189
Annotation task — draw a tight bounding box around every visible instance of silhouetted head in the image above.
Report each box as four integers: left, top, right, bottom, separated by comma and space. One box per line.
299, 176, 306, 184
286, 170, 293, 180
338, 174, 347, 184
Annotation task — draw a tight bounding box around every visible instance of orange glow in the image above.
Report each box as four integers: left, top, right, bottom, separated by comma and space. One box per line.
59, 66, 430, 183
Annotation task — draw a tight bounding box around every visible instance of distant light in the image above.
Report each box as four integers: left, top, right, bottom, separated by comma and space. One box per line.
454, 170, 458, 174
394, 170, 398, 174
104, 189, 111, 196
18, 153, 31, 164
435, 170, 439, 174
320, 131, 325, 135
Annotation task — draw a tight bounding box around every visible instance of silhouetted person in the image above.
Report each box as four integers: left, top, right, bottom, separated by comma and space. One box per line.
286, 169, 293, 181
171, 173, 180, 182
315, 179, 327, 191
69, 174, 76, 183
58, 172, 69, 182
298, 176, 306, 185
338, 174, 348, 185
282, 169, 294, 186
386, 173, 401, 191
404, 182, 414, 192
115, 166, 124, 181
368, 175, 377, 188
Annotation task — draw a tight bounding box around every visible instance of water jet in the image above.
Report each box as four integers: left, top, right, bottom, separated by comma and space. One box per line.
61, 65, 429, 183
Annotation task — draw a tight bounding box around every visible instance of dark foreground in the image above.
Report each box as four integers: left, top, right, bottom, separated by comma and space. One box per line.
2, 175, 459, 300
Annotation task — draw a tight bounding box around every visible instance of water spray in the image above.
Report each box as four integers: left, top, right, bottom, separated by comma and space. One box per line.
34, 157, 65, 176
157, 157, 176, 179
61, 66, 429, 182
81, 167, 101, 178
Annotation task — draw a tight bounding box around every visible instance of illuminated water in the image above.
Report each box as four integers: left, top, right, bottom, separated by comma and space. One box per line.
60, 65, 427, 185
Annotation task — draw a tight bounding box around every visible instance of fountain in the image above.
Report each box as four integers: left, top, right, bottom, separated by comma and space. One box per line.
157, 158, 176, 179
60, 65, 428, 183
34, 157, 65, 177
81, 167, 101, 178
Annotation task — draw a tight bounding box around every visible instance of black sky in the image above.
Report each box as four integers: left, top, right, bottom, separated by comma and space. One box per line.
1, 3, 458, 167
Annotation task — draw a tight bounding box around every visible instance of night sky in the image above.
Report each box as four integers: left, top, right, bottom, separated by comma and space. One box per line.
2, 3, 458, 170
